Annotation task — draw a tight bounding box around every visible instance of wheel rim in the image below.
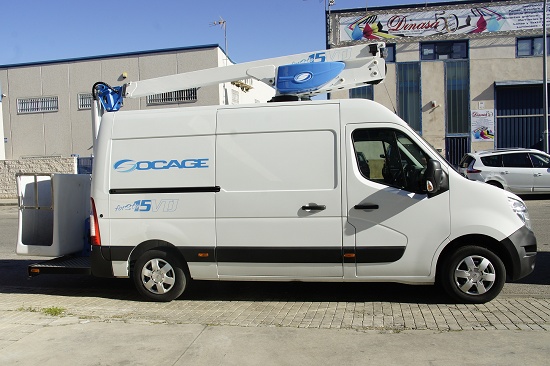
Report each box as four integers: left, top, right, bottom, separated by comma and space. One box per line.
454, 255, 497, 296
141, 258, 176, 295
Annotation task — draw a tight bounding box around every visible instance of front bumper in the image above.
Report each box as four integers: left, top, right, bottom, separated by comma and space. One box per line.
500, 225, 537, 281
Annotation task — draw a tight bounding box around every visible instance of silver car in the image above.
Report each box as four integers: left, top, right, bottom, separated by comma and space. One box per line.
458, 148, 550, 194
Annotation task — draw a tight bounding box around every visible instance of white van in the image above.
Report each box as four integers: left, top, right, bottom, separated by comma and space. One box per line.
89, 98, 537, 303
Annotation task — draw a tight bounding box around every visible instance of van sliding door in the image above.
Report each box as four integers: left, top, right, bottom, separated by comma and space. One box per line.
215, 104, 343, 278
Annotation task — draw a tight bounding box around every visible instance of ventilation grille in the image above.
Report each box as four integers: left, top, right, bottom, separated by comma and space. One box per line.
17, 96, 59, 114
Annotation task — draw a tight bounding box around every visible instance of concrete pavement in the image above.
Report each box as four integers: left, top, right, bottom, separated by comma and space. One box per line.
0, 287, 549, 365
0, 310, 549, 366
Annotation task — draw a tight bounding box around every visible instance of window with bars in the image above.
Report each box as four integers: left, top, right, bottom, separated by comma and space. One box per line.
146, 88, 197, 105
17, 96, 59, 114
385, 44, 396, 62
397, 62, 421, 133
78, 93, 93, 110
446, 61, 469, 134
421, 41, 468, 60
517, 37, 550, 57
349, 85, 374, 100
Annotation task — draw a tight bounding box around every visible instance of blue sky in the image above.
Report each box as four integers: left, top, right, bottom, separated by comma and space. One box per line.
0, 0, 457, 66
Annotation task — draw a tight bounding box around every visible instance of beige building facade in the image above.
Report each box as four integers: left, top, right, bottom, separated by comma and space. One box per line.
0, 44, 274, 160
328, 0, 549, 165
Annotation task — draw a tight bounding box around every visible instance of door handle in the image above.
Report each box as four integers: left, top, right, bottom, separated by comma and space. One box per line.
301, 204, 326, 211
534, 173, 543, 177
354, 204, 379, 210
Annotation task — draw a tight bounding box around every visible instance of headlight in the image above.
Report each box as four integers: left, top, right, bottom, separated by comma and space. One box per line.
508, 197, 532, 230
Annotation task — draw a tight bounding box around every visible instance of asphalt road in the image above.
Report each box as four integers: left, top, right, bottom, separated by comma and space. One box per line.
0, 198, 549, 302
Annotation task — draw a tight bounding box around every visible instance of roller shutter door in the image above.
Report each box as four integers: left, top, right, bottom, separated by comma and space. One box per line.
495, 84, 545, 150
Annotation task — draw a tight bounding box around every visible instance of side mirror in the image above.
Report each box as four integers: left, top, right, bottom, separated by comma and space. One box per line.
423, 159, 444, 196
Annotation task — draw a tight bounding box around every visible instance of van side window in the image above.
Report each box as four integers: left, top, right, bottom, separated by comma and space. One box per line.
352, 128, 429, 192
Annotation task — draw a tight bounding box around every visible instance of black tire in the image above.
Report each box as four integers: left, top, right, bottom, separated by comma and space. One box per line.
439, 246, 506, 304
486, 181, 503, 189
133, 249, 188, 302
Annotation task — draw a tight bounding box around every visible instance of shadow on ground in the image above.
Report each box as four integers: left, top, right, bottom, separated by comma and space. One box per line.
0, 258, 452, 304
519, 194, 550, 201
0, 251, 548, 304
514, 251, 550, 285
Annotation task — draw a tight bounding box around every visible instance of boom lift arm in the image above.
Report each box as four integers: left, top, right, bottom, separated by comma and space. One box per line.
93, 42, 386, 109
124, 42, 387, 99
91, 42, 387, 147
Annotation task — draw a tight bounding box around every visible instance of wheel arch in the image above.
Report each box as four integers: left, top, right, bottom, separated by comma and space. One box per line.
485, 179, 504, 189
436, 234, 514, 281
129, 240, 189, 276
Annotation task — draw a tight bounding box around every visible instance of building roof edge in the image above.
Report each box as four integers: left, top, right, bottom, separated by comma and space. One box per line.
0, 44, 221, 69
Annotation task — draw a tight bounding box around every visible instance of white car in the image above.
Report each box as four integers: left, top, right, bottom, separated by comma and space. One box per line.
458, 149, 550, 194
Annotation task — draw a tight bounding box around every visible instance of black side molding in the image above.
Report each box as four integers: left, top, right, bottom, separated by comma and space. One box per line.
109, 186, 221, 194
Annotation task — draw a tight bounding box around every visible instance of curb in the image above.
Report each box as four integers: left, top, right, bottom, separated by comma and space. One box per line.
0, 200, 17, 206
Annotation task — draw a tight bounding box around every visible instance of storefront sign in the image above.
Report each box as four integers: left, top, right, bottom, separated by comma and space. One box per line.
338, 1, 548, 42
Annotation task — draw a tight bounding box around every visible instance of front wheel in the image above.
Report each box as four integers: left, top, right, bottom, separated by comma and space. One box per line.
133, 249, 188, 302
440, 246, 506, 304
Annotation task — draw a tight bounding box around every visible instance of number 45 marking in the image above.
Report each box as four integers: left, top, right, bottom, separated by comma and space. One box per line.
308, 52, 326, 63
134, 199, 178, 212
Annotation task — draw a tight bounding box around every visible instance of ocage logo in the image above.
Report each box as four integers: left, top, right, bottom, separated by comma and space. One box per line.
113, 158, 209, 173
113, 159, 137, 173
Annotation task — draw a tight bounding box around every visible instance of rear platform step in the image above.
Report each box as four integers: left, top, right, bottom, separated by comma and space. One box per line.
28, 256, 91, 277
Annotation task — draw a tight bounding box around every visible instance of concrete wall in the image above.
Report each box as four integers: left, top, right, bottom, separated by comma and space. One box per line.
0, 47, 222, 159
421, 61, 446, 154
396, 42, 419, 62
0, 81, 5, 160
374, 63, 397, 114
0, 157, 77, 199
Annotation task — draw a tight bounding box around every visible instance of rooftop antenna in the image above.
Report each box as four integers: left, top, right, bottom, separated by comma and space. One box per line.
210, 17, 227, 62
210, 16, 229, 104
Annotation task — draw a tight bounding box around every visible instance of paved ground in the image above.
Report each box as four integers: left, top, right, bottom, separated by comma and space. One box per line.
1, 311, 548, 366
1, 199, 550, 364
0, 289, 549, 332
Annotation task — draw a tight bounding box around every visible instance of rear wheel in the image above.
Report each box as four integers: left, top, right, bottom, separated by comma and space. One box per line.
486, 180, 503, 189
133, 249, 188, 302
440, 246, 505, 303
